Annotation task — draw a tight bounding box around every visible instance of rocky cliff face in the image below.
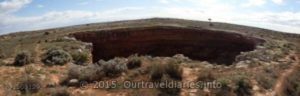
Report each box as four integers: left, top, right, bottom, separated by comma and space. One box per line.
72, 26, 264, 65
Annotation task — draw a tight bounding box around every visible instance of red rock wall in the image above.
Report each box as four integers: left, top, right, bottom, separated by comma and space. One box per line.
72, 26, 264, 65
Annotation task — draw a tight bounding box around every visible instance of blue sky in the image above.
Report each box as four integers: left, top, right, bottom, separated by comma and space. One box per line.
1, 0, 300, 34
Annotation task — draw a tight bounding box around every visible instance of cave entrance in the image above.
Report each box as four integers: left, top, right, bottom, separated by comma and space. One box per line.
72, 26, 264, 65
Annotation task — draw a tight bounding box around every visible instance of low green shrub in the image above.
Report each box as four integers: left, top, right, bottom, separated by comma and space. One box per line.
71, 52, 89, 65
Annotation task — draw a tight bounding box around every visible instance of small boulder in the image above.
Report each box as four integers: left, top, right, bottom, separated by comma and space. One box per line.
68, 79, 80, 86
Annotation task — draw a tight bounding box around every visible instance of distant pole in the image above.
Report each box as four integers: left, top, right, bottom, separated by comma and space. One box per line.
208, 18, 213, 27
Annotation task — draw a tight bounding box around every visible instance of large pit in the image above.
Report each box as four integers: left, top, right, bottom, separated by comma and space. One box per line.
72, 26, 264, 65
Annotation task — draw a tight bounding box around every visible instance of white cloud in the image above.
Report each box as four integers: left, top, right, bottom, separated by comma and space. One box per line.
271, 0, 283, 4
0, 0, 300, 34
1, 6, 300, 34
242, 0, 267, 7
159, 0, 169, 4
37, 4, 44, 8
78, 1, 89, 5
157, 0, 235, 18
0, 0, 32, 14
253, 12, 300, 27
79, 0, 105, 5
0, 7, 148, 34
231, 11, 300, 33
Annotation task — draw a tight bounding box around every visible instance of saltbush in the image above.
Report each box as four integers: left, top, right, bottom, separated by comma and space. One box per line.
98, 58, 127, 77
17, 78, 41, 94
234, 78, 252, 96
71, 52, 89, 65
14, 51, 31, 66
67, 64, 103, 82
165, 60, 182, 80
197, 70, 215, 82
127, 55, 142, 69
48, 87, 70, 96
42, 48, 71, 66
150, 63, 164, 81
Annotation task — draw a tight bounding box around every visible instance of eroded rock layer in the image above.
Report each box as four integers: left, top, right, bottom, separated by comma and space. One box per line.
72, 26, 264, 65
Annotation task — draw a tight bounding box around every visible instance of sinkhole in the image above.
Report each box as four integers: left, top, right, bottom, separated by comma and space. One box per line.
72, 26, 264, 65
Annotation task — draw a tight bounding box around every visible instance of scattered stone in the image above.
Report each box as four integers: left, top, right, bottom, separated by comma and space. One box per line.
245, 60, 251, 64
203, 63, 214, 68
138, 68, 148, 75
256, 46, 265, 49
252, 58, 259, 62
263, 62, 271, 66
39, 74, 46, 81
68, 79, 80, 86
277, 58, 287, 62
270, 61, 279, 65
173, 54, 191, 62
63, 36, 77, 41
235, 61, 249, 68
77, 49, 83, 53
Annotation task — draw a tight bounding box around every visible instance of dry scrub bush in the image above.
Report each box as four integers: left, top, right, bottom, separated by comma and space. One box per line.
165, 60, 183, 80
150, 59, 183, 81
256, 75, 275, 90
197, 70, 215, 82
158, 78, 181, 96
98, 58, 127, 77
214, 78, 233, 96
48, 87, 70, 96
255, 66, 278, 89
281, 67, 300, 96
127, 55, 142, 69
71, 52, 89, 65
14, 51, 32, 66
42, 48, 71, 66
150, 63, 164, 81
0, 53, 5, 59
17, 77, 41, 95
67, 64, 103, 82
66, 57, 127, 84
234, 78, 252, 96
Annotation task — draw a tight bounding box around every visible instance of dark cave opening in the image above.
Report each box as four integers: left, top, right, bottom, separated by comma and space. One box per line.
72, 26, 264, 65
